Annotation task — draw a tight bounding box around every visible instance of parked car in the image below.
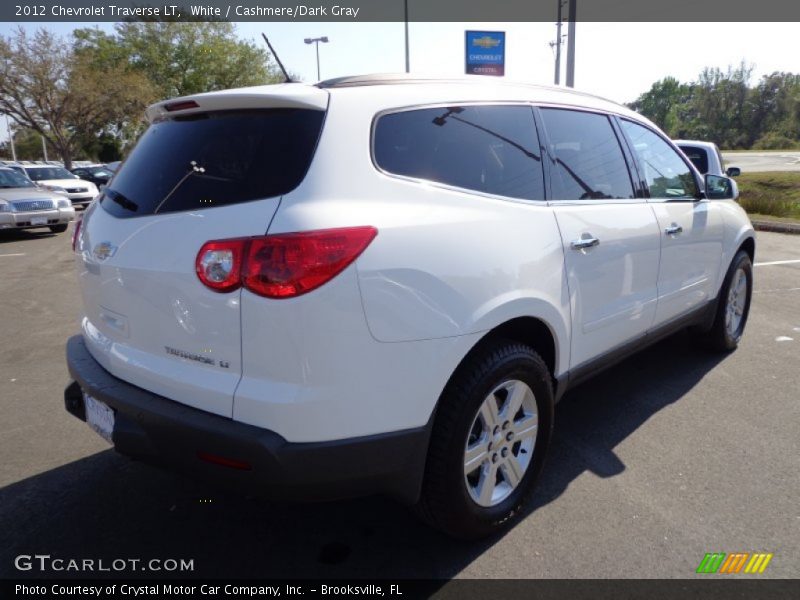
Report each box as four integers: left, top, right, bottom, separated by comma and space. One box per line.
64, 75, 754, 539
675, 139, 741, 177
22, 165, 98, 207
0, 161, 32, 178
70, 165, 114, 189
0, 167, 75, 233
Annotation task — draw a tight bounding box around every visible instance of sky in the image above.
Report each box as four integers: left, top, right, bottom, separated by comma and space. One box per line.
2, 20, 799, 141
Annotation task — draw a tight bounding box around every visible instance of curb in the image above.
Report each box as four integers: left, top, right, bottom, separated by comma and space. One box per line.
751, 220, 800, 235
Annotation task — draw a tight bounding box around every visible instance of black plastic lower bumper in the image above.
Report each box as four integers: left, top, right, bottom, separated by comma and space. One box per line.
65, 335, 429, 504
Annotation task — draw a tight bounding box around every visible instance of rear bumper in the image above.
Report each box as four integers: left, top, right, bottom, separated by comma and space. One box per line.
68, 196, 94, 207
65, 335, 429, 503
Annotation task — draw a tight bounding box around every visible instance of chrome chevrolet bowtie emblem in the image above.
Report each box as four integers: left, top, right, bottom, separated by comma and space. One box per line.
92, 241, 118, 261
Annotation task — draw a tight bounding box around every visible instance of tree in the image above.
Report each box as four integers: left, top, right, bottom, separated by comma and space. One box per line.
691, 63, 753, 148
627, 62, 800, 150
629, 77, 691, 133
75, 22, 283, 100
748, 72, 800, 148
0, 28, 155, 168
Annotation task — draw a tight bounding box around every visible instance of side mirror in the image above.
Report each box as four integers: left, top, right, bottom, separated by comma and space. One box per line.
705, 174, 738, 200
726, 166, 741, 177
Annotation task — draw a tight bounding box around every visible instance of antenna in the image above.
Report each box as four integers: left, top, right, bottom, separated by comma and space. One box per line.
261, 33, 293, 83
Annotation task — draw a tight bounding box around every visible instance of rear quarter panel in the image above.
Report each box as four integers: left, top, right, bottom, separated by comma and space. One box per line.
269, 88, 571, 377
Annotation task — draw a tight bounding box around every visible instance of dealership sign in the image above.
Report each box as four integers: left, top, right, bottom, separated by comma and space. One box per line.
465, 31, 505, 76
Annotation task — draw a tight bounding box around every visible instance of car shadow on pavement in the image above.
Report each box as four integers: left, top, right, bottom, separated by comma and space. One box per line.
0, 331, 726, 580
0, 229, 58, 244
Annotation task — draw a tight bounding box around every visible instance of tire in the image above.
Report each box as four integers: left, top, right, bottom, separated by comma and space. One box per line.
49, 224, 68, 234
702, 250, 753, 351
416, 340, 553, 539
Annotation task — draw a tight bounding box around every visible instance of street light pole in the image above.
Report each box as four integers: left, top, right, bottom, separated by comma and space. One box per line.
304, 36, 329, 81
5, 114, 16, 161
404, 0, 410, 73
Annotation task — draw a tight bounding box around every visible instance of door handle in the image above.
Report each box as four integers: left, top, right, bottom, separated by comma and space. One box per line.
571, 235, 600, 251
665, 224, 683, 236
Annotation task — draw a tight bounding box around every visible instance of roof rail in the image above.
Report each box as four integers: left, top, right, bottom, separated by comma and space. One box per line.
314, 72, 623, 107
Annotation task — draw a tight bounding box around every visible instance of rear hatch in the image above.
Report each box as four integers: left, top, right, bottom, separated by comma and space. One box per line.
75, 85, 327, 417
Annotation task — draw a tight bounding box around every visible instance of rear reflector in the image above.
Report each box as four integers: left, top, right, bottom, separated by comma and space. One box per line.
71, 217, 82, 252
196, 227, 378, 298
197, 451, 252, 471
164, 100, 199, 112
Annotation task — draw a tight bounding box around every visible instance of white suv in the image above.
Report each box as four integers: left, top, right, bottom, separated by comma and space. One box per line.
65, 75, 755, 539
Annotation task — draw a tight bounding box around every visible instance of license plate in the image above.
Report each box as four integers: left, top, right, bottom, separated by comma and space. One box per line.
30, 216, 48, 226
84, 393, 115, 444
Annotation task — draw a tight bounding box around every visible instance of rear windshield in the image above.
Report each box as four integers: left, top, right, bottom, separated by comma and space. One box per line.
678, 145, 709, 174
101, 109, 325, 218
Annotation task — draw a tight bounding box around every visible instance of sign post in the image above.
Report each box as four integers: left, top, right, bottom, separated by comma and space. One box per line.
465, 31, 506, 77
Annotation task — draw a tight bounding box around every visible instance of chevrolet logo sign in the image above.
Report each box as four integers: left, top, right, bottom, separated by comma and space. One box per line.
92, 241, 117, 261
472, 36, 501, 49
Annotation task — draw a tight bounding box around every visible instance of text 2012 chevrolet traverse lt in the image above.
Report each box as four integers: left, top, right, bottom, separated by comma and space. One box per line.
65, 75, 754, 539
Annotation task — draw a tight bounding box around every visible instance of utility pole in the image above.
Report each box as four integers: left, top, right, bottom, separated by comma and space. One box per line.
552, 0, 566, 85
566, 0, 576, 88
404, 0, 410, 73
41, 135, 48, 161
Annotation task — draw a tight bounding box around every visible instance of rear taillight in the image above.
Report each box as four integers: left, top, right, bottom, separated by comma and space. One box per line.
243, 227, 378, 298
195, 227, 377, 299
195, 239, 246, 293
71, 217, 82, 252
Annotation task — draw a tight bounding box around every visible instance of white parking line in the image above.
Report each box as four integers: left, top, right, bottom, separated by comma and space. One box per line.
754, 287, 800, 294
0, 253, 26, 258
754, 259, 800, 267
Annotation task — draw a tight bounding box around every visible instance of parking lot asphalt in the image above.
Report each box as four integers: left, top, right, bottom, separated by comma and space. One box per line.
722, 151, 800, 172
0, 223, 798, 582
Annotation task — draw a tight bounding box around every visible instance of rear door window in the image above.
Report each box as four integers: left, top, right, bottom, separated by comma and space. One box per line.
101, 109, 325, 218
374, 105, 545, 201
539, 108, 635, 200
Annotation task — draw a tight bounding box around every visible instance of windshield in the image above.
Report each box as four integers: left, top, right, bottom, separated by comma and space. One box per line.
25, 167, 77, 181
87, 167, 114, 178
0, 169, 36, 188
101, 109, 325, 218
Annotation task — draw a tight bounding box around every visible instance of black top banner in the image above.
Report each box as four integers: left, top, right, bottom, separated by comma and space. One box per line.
3, 0, 800, 23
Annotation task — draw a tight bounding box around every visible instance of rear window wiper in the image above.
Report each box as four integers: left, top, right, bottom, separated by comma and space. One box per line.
153, 160, 206, 214
105, 189, 139, 213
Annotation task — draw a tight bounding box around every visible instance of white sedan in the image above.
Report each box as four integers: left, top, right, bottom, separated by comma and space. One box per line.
22, 165, 98, 208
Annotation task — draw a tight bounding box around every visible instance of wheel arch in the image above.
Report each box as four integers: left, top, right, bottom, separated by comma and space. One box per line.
738, 235, 755, 263
415, 316, 559, 518
436, 315, 562, 416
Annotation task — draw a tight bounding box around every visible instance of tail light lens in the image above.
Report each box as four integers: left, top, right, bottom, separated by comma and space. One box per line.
71, 217, 82, 252
195, 239, 246, 292
195, 227, 377, 298
164, 100, 200, 112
